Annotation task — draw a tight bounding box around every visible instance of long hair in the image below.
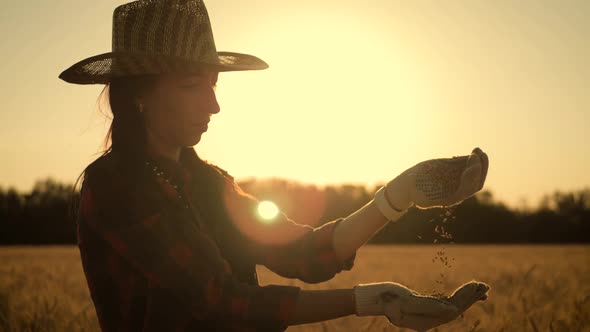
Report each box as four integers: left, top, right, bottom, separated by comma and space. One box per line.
68, 75, 158, 221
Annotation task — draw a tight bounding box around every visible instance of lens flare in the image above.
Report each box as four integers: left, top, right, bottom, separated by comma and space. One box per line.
257, 200, 279, 223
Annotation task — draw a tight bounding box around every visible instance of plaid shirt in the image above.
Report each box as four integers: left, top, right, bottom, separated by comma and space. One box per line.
76, 146, 356, 332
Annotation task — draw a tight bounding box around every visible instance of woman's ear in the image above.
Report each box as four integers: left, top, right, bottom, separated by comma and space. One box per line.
133, 76, 160, 113
134, 98, 144, 113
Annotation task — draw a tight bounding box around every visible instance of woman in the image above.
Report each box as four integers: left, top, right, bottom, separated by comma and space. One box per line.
60, 1, 489, 331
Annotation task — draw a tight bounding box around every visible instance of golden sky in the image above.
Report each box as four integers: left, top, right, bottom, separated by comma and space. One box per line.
0, 0, 588, 210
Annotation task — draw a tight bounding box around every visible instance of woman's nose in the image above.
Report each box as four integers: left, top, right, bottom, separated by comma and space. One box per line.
208, 95, 220, 114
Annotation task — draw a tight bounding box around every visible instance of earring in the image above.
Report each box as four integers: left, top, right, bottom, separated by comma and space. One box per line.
138, 103, 144, 113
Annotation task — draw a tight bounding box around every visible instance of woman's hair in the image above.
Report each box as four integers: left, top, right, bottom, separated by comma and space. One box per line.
68, 75, 158, 220
104, 75, 159, 169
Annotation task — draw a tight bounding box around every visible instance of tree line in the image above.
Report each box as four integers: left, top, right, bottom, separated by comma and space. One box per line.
0, 177, 588, 244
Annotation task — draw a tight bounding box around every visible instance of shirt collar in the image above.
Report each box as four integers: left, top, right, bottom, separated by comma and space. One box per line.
144, 145, 201, 186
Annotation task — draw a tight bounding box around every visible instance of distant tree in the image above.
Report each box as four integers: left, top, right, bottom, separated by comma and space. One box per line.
0, 177, 588, 244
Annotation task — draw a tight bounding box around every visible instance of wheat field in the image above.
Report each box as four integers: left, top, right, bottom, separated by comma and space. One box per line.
0, 245, 588, 332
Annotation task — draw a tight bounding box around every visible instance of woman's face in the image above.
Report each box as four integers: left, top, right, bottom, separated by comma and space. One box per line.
141, 69, 219, 147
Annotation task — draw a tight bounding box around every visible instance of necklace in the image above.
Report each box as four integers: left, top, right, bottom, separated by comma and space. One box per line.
144, 160, 210, 232
145, 160, 189, 209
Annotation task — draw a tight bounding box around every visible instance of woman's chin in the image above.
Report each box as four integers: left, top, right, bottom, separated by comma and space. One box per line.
187, 134, 202, 145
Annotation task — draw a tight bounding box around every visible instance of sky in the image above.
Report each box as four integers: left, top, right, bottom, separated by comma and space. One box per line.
0, 0, 588, 211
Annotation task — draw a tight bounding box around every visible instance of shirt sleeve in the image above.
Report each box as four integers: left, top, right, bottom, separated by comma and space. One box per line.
78, 162, 301, 329
215, 169, 357, 284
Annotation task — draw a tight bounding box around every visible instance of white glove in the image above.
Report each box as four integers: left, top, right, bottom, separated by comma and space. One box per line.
353, 282, 458, 318
388, 147, 489, 210
382, 280, 491, 332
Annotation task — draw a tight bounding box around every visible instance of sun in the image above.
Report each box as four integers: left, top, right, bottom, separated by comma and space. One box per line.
257, 200, 279, 223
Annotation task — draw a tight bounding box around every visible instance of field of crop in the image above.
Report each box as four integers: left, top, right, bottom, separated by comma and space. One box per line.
0, 245, 588, 332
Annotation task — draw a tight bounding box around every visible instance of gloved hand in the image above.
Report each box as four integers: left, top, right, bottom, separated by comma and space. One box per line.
385, 147, 489, 210
353, 282, 458, 319
381, 280, 491, 332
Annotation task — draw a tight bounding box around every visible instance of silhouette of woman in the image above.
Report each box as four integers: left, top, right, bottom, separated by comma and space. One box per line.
59, 1, 489, 331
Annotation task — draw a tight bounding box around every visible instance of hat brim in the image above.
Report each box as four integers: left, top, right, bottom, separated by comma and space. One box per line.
58, 51, 269, 85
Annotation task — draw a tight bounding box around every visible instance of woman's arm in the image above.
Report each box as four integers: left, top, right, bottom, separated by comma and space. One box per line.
333, 176, 411, 262
287, 288, 356, 326
217, 174, 357, 284
332, 199, 395, 262
216, 169, 409, 284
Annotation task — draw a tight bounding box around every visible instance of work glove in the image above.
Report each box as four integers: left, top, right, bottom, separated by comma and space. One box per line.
385, 147, 489, 210
353, 281, 458, 318
381, 280, 491, 331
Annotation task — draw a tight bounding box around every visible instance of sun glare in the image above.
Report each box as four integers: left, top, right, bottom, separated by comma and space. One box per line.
257, 200, 279, 223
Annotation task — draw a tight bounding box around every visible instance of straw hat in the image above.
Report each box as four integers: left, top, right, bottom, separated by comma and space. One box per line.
58, 0, 269, 85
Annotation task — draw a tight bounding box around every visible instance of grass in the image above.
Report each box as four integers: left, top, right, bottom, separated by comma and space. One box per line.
0, 245, 588, 331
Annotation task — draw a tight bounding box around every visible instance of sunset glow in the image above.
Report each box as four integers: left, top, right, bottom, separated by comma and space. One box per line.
0, 1, 588, 211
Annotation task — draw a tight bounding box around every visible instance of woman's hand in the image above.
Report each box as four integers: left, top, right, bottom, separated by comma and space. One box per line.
382, 280, 491, 332
353, 282, 458, 318
386, 147, 489, 210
